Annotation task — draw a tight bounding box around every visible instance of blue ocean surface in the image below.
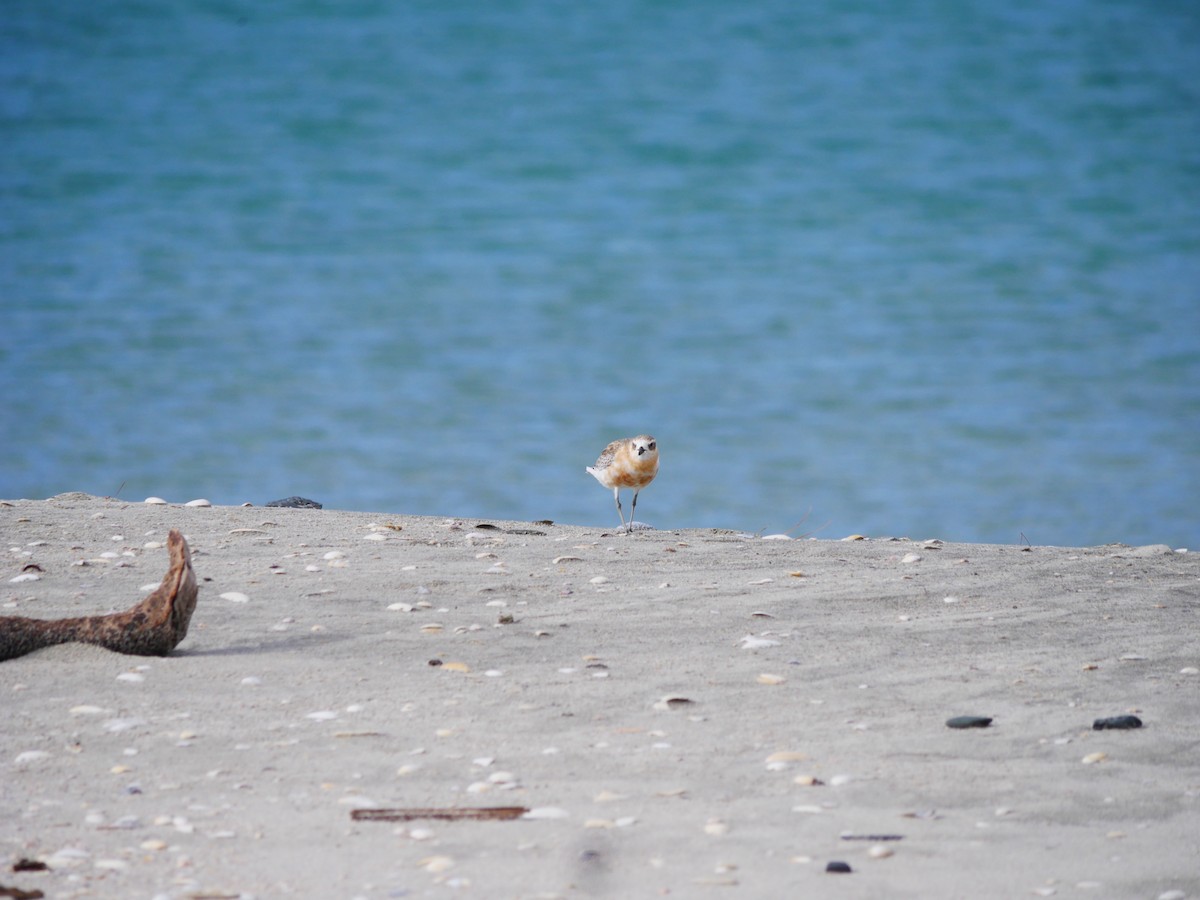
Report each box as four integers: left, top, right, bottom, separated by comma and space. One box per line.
2, 1, 1198, 547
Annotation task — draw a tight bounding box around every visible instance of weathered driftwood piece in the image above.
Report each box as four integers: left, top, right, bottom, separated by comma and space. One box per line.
351, 807, 529, 822
0, 529, 198, 661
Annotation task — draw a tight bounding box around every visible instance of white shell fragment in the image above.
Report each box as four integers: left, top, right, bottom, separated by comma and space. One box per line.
522, 807, 570, 820
740, 635, 781, 650
220, 592, 250, 603
704, 818, 730, 836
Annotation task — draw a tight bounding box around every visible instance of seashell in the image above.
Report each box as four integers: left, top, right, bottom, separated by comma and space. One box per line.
868, 845, 894, 859
8, 573, 39, 583
144, 497, 168, 505
522, 807, 569, 820
825, 861, 852, 873
69, 705, 109, 716
756, 673, 785, 685
420, 855, 454, 873
184, 499, 211, 507
653, 696, 694, 711
842, 534, 866, 541
553, 556, 583, 564
441, 662, 470, 673
103, 717, 147, 733
761, 534, 792, 541
765, 751, 807, 764
420, 623, 444, 634
265, 496, 322, 509
748, 578, 774, 585
1180, 667, 1199, 675
740, 635, 781, 650
220, 592, 250, 603
1092, 715, 1142, 730
703, 819, 730, 836
945, 716, 992, 729
901, 553, 922, 564
793, 775, 823, 786
589, 576, 609, 584
1081, 752, 1108, 765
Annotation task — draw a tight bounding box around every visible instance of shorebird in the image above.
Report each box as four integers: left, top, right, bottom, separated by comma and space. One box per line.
586, 435, 659, 532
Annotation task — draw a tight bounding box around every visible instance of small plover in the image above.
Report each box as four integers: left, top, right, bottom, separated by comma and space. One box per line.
586, 435, 659, 532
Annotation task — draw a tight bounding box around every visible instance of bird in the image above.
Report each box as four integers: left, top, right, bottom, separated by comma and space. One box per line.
586, 435, 659, 533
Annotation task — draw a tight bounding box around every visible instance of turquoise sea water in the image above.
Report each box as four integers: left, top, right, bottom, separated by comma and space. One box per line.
2, 1, 1198, 547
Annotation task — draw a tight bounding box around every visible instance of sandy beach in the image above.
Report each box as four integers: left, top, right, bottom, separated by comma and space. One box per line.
2, 493, 1197, 900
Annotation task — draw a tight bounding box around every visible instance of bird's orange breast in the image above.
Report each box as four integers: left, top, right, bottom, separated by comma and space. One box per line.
608, 451, 658, 488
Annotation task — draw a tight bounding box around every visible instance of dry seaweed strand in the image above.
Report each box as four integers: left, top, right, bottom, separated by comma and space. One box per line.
0, 529, 198, 661
351, 807, 529, 822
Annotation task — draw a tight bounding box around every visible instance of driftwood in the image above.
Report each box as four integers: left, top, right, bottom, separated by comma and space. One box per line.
351, 807, 529, 822
0, 529, 198, 661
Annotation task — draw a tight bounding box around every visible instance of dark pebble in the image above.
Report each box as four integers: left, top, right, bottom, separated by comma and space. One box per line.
265, 496, 323, 509
1093, 715, 1143, 730
946, 716, 993, 729
826, 861, 852, 874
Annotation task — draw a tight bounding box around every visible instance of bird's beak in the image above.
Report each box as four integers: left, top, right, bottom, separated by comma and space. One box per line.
637, 447, 645, 455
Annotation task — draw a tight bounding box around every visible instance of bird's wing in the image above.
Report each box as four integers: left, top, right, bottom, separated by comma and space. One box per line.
592, 438, 624, 470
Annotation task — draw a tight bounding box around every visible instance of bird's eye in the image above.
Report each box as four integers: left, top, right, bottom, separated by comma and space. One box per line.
648, 442, 656, 450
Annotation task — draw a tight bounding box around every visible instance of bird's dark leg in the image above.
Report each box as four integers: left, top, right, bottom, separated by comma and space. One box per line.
613, 488, 627, 531
630, 490, 639, 532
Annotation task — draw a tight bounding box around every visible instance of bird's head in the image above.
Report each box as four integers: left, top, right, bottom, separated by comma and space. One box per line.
631, 435, 658, 459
